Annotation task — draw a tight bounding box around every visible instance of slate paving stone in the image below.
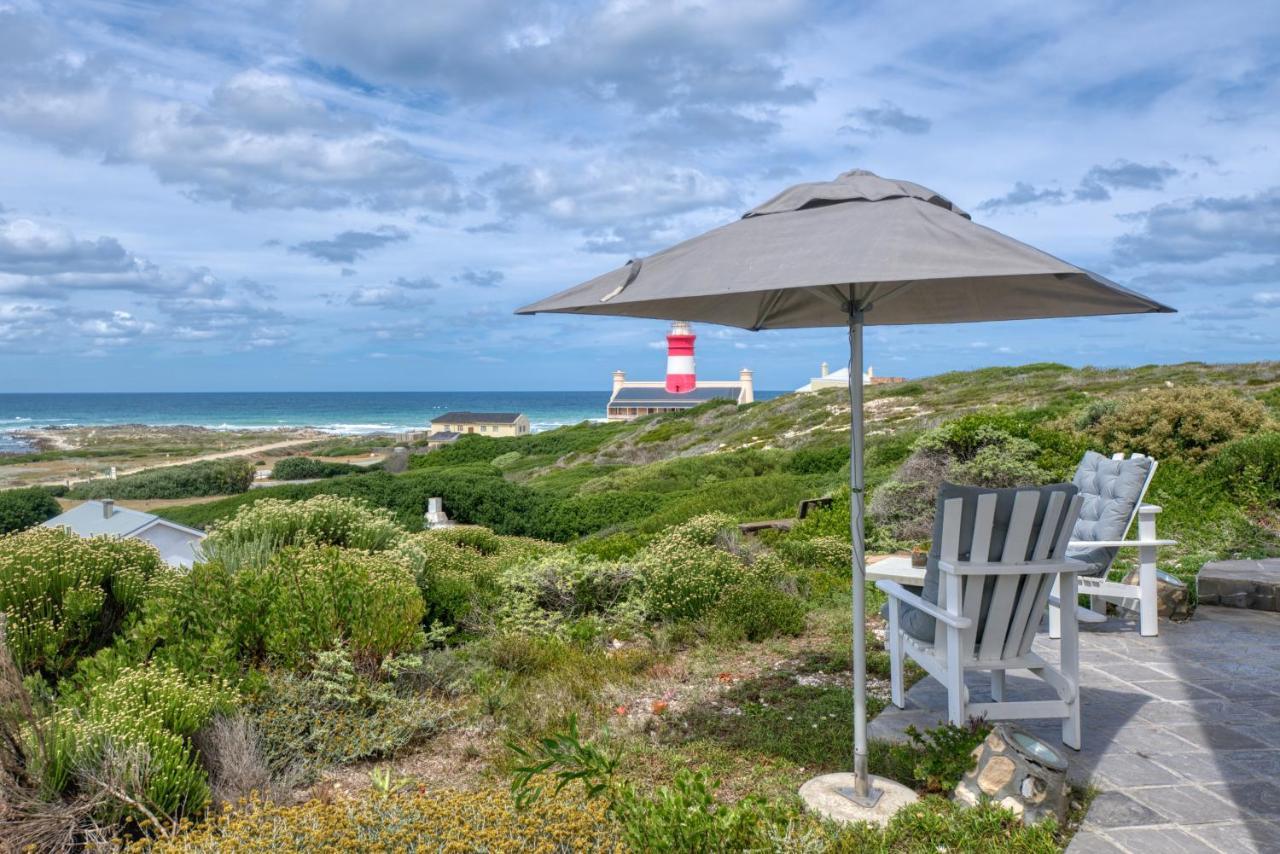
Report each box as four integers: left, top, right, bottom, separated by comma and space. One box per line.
1065, 830, 1127, 853
1130, 681, 1224, 701
1085, 791, 1167, 828
1126, 785, 1240, 825
1106, 826, 1222, 853
1151, 751, 1256, 784
1093, 753, 1182, 787
1205, 782, 1280, 818
1220, 749, 1280, 779
1166, 724, 1270, 751
1191, 821, 1280, 854
1191, 680, 1280, 701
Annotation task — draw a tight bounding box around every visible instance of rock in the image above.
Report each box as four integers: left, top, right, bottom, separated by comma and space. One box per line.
954, 724, 1069, 825
1120, 568, 1192, 620
1197, 559, 1280, 612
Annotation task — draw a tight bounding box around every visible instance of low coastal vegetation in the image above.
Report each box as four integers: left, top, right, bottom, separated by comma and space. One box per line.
1, 361, 1277, 850
69, 459, 256, 502
269, 456, 365, 480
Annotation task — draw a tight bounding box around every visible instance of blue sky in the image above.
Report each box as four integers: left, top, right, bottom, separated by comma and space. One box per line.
0, 0, 1277, 392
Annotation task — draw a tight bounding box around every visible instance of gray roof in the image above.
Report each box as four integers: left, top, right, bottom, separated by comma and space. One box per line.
432, 411, 524, 424
42, 500, 203, 539
609, 386, 740, 406
427, 431, 462, 441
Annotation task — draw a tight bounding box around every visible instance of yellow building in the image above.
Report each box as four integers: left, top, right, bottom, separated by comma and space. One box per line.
426, 411, 530, 448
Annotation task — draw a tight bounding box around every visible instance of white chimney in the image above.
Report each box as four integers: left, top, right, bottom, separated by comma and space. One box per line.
820, 361, 829, 377
739, 368, 754, 404
101, 499, 114, 519
612, 370, 626, 396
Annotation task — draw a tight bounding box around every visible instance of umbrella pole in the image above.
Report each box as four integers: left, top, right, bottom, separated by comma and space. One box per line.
845, 306, 880, 806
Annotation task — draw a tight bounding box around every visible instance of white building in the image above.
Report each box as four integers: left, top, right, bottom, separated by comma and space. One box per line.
795, 362, 906, 392
42, 499, 205, 569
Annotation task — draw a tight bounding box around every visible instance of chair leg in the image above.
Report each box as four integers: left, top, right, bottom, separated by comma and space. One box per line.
990, 670, 1005, 702
945, 625, 964, 725
1059, 572, 1082, 750
1048, 575, 1062, 639
1089, 595, 1102, 615
1138, 545, 1159, 637
888, 599, 905, 709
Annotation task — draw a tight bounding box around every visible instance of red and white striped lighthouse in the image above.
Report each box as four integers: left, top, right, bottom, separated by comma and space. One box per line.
665, 321, 696, 393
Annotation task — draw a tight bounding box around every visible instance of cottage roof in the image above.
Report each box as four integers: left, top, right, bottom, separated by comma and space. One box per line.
431, 412, 524, 425
42, 500, 204, 539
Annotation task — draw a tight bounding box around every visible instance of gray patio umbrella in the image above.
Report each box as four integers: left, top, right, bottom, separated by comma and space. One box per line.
517, 169, 1173, 806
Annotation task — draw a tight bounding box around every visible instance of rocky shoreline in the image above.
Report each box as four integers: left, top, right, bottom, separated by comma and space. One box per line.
4, 424, 330, 455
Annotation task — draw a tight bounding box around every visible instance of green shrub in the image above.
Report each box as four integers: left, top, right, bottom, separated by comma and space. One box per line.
893, 720, 992, 793
203, 495, 406, 568
250, 646, 442, 776
0, 527, 167, 679
573, 532, 649, 561
34, 661, 235, 823
256, 547, 424, 669
0, 486, 62, 533
1086, 386, 1271, 462
70, 458, 255, 500
501, 553, 638, 620
713, 580, 806, 641
392, 532, 495, 629
270, 456, 364, 480
637, 525, 744, 622
784, 444, 849, 475
1206, 431, 1280, 507
636, 419, 695, 445
774, 535, 850, 574
511, 716, 793, 852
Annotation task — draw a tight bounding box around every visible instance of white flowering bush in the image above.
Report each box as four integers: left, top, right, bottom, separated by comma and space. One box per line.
256, 546, 425, 670
0, 527, 168, 678
670, 512, 738, 547
34, 661, 235, 823
500, 553, 638, 619
203, 495, 406, 569
637, 532, 744, 622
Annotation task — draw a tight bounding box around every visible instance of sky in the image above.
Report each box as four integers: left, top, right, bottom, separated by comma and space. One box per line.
0, 0, 1277, 393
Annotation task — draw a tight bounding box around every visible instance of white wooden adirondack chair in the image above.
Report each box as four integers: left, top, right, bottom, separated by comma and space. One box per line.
877, 488, 1095, 749
1049, 452, 1177, 639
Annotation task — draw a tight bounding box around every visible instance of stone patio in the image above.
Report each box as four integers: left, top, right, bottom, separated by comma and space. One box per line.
867, 606, 1280, 853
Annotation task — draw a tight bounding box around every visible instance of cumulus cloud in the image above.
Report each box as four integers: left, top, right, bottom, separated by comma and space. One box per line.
1074, 160, 1179, 201
0, 218, 146, 280
0, 10, 470, 213
478, 159, 739, 251
301, 0, 814, 147
841, 101, 931, 136
453, 269, 504, 289
390, 276, 440, 290
289, 226, 410, 264
976, 182, 1066, 213
1113, 186, 1280, 264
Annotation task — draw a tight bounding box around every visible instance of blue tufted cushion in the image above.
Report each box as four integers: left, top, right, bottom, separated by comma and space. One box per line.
1066, 451, 1153, 577
884, 481, 1079, 643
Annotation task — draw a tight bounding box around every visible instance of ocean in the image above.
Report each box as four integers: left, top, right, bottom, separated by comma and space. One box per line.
0, 390, 782, 453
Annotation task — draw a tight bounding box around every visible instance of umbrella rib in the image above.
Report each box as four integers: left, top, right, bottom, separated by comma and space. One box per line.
751, 289, 788, 330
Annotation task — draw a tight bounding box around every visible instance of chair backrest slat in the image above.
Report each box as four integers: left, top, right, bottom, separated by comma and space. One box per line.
1031, 490, 1066, 561
1052, 493, 1084, 561
975, 491, 1038, 661
934, 497, 965, 650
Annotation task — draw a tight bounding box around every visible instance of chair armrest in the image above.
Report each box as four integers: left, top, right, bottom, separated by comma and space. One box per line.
937, 557, 1093, 576
875, 580, 972, 629
1048, 595, 1109, 623
1138, 503, 1162, 514
1069, 538, 1177, 549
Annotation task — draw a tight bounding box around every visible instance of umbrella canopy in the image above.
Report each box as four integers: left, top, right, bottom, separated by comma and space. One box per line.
517, 168, 1173, 810
517, 169, 1171, 328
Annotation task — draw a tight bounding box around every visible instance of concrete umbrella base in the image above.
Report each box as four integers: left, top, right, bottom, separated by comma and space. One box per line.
799, 773, 919, 827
